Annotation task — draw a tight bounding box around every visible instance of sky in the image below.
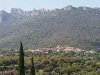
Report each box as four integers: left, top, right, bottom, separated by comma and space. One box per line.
0, 0, 100, 12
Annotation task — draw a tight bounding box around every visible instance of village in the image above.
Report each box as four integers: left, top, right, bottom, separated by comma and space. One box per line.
25, 45, 95, 54
0, 45, 96, 56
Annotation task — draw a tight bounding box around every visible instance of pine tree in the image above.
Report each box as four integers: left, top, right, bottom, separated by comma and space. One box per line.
18, 42, 25, 75
30, 54, 35, 75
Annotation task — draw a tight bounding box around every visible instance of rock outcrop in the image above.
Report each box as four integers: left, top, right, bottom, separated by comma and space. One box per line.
11, 8, 47, 16
0, 10, 10, 22
0, 5, 100, 22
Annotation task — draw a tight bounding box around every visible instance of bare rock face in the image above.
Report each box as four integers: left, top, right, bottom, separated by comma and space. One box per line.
1, 5, 100, 23
3, 5, 100, 17
0, 10, 10, 22
0, 8, 48, 22
11, 8, 47, 16
11, 8, 23, 15
31, 9, 39, 16
63, 5, 74, 11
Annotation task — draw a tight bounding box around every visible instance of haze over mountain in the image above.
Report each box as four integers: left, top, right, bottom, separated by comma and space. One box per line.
0, 5, 100, 52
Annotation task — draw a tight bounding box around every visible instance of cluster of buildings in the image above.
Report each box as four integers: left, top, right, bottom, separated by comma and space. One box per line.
26, 45, 82, 54
0, 45, 96, 56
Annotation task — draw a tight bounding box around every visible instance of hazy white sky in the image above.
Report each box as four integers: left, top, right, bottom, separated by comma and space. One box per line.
0, 0, 100, 12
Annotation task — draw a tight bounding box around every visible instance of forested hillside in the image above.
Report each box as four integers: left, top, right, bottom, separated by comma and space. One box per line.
0, 5, 100, 51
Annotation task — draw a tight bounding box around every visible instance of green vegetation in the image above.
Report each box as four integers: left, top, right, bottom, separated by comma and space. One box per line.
0, 51, 99, 75
18, 42, 25, 75
30, 54, 35, 75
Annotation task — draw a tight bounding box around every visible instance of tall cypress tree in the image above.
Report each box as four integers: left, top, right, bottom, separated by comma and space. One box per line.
18, 42, 25, 75
30, 54, 35, 75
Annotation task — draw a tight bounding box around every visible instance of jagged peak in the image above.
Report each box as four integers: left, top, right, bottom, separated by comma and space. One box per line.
11, 8, 23, 14
63, 5, 74, 11
0, 10, 7, 15
0, 5, 100, 17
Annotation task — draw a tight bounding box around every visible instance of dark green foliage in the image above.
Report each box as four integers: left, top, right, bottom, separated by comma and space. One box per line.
30, 54, 35, 75
18, 42, 25, 75
0, 52, 100, 75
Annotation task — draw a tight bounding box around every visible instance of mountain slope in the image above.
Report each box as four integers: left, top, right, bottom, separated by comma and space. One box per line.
0, 6, 100, 51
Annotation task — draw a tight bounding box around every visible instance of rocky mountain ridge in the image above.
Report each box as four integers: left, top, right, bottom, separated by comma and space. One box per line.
0, 5, 100, 22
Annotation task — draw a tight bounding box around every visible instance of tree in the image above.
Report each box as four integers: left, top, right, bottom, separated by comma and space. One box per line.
18, 42, 25, 75
30, 54, 35, 75
10, 72, 14, 75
